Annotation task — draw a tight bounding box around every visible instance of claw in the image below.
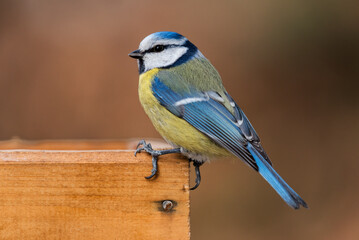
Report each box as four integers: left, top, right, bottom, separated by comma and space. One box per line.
145, 158, 158, 179
190, 161, 203, 190
136, 139, 146, 150
134, 140, 149, 156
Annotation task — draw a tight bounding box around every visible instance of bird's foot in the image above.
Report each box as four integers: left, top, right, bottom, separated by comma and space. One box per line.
135, 140, 160, 158
190, 160, 204, 190
135, 140, 160, 179
134, 140, 181, 179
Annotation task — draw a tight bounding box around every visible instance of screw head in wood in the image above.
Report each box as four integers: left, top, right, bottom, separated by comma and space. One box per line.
162, 200, 174, 211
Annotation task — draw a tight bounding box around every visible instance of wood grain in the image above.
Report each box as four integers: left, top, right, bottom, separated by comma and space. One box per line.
0, 149, 190, 240
0, 138, 170, 150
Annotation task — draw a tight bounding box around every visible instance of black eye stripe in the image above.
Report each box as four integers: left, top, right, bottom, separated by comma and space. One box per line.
143, 44, 182, 54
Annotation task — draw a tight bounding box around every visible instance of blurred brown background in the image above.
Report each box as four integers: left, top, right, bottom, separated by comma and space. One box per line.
0, 0, 358, 239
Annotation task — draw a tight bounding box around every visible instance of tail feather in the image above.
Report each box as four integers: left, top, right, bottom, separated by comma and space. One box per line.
247, 143, 308, 209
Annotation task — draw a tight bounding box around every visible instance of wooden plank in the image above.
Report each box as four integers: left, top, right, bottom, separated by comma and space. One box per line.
0, 138, 169, 150
0, 150, 190, 240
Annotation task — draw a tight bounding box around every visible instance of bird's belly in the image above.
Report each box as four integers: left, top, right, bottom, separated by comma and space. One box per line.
138, 69, 230, 159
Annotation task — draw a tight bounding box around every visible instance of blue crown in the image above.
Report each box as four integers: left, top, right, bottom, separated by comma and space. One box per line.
152, 31, 184, 40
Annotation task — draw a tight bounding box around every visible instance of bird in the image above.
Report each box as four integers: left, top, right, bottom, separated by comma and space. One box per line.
129, 31, 307, 209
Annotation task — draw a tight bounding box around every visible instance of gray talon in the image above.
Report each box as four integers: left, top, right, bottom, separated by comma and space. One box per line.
134, 140, 181, 180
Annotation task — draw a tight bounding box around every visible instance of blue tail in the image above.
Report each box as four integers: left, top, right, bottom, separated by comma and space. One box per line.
247, 143, 308, 209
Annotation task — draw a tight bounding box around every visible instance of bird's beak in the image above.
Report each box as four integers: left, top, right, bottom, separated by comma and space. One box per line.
128, 49, 144, 59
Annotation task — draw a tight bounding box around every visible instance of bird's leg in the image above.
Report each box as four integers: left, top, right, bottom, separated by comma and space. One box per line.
190, 160, 204, 190
134, 140, 181, 179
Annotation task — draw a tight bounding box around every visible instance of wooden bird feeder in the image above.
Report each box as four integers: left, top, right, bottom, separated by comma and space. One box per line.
0, 138, 190, 240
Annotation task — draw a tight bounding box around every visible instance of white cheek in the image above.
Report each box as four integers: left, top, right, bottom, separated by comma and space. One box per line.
143, 47, 188, 71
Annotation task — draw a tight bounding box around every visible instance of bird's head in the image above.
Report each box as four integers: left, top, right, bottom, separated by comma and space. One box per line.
129, 31, 199, 74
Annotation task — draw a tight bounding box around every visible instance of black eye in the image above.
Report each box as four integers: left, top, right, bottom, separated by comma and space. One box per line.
153, 45, 164, 52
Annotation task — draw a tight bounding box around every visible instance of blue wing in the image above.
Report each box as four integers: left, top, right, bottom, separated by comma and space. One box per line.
152, 76, 259, 170
152, 76, 308, 209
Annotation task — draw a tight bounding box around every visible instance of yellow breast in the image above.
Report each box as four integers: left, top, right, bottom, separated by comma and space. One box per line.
138, 68, 230, 158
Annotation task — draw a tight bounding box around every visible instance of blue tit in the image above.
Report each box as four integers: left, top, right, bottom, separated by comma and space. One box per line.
129, 31, 307, 209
